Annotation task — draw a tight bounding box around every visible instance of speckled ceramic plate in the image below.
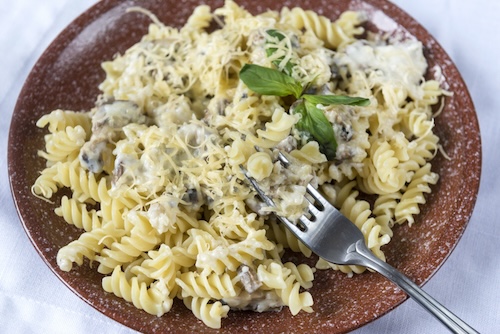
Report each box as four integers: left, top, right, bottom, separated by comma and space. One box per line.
8, 0, 481, 333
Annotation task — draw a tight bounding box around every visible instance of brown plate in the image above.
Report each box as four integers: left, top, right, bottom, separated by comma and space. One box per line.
8, 0, 481, 333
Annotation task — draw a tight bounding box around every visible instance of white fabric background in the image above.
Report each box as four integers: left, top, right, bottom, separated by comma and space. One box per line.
1, 0, 498, 333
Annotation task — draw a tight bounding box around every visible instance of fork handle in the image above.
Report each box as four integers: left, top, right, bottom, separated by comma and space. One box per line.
350, 241, 479, 334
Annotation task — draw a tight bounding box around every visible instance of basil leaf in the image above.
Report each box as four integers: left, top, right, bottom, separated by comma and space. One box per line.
265, 29, 295, 76
239, 64, 303, 98
292, 100, 308, 128
294, 100, 337, 160
303, 94, 370, 106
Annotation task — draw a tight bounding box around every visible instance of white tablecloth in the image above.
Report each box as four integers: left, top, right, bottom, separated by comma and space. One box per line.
1, 1, 498, 333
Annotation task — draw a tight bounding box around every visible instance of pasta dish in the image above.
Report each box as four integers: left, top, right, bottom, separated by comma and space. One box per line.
32, 1, 446, 328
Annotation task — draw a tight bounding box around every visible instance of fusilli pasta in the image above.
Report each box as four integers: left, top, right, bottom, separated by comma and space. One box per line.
32, 0, 446, 328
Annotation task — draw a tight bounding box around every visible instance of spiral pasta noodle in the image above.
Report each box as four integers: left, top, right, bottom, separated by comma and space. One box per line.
55, 195, 102, 232
32, 163, 60, 199
95, 212, 162, 274
57, 225, 126, 272
195, 230, 275, 275
274, 271, 314, 315
176, 271, 241, 299
266, 218, 312, 257
36, 109, 91, 134
129, 244, 188, 292
395, 163, 439, 225
38, 125, 87, 166
52, 160, 111, 204
279, 8, 363, 49
102, 266, 173, 316
183, 296, 230, 329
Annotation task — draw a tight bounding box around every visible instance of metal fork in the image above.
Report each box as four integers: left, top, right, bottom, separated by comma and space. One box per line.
240, 152, 478, 334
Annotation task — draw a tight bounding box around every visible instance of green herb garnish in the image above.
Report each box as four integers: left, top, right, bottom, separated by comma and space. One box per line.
294, 99, 338, 160
239, 33, 370, 161
239, 64, 303, 98
302, 94, 370, 107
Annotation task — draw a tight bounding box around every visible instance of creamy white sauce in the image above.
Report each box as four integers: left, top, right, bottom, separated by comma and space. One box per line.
80, 100, 146, 173
335, 39, 427, 100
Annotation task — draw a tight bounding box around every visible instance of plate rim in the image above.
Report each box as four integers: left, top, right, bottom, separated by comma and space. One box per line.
7, 0, 481, 332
